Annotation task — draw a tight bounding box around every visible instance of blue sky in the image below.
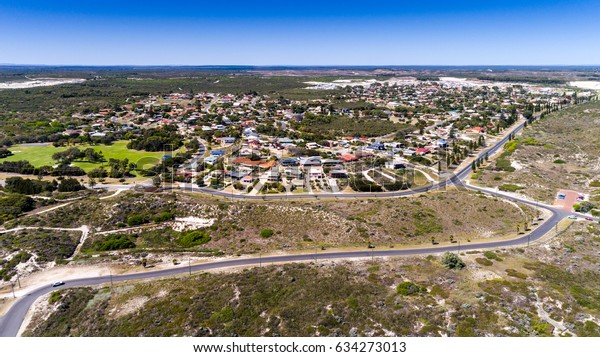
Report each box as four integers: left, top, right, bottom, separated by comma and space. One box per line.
0, 0, 598, 65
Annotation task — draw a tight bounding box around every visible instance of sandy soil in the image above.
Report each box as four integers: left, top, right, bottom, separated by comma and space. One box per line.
569, 81, 600, 90
0, 78, 85, 89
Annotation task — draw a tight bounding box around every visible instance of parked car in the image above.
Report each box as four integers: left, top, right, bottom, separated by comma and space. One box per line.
585, 217, 594, 221
567, 215, 578, 220
52, 281, 65, 287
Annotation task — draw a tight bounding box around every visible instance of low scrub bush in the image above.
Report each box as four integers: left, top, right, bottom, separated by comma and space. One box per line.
92, 234, 136, 251
396, 281, 426, 296
260, 229, 274, 238
441, 252, 465, 270
177, 230, 211, 247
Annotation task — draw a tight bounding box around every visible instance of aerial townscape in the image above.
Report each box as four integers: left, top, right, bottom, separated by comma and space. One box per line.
1, 1, 600, 347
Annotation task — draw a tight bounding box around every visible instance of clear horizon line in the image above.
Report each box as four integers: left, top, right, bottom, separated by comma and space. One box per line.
1, 63, 599, 68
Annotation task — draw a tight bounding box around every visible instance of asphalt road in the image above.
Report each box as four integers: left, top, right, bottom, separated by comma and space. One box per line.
0, 118, 595, 337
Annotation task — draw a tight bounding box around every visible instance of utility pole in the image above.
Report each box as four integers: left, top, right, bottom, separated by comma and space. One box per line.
16, 272, 21, 289
11, 282, 15, 298
188, 259, 192, 276
110, 271, 114, 290
259, 253, 262, 268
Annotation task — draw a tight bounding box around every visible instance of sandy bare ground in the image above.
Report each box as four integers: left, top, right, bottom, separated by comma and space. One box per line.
569, 81, 600, 90
99, 189, 126, 200
0, 78, 85, 89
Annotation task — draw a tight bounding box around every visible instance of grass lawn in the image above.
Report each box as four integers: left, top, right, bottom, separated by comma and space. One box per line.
0, 141, 182, 177
413, 170, 429, 186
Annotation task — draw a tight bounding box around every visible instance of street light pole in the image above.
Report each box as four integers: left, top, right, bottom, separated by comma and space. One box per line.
11, 282, 15, 298
189, 259, 192, 276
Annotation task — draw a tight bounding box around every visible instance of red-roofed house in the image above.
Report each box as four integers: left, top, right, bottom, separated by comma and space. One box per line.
416, 148, 431, 155
339, 154, 358, 162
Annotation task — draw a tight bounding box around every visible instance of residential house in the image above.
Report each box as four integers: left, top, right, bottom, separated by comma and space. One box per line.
204, 155, 220, 166
300, 156, 321, 167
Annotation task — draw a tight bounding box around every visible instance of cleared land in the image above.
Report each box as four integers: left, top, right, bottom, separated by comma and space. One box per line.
472, 101, 600, 204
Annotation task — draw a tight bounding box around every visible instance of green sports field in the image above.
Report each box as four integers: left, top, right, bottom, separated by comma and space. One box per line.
0, 141, 181, 176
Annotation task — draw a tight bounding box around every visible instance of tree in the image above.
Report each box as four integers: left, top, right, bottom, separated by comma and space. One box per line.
88, 176, 97, 188
471, 161, 476, 172
441, 252, 465, 270
58, 178, 85, 192
152, 175, 162, 188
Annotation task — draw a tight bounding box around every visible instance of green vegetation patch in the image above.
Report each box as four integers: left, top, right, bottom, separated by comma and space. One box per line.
0, 229, 81, 280
396, 281, 426, 296
505, 269, 527, 279
176, 230, 211, 247
441, 252, 465, 270
476, 257, 493, 266
499, 184, 525, 192
91, 234, 136, 252
483, 251, 503, 261
260, 229, 274, 238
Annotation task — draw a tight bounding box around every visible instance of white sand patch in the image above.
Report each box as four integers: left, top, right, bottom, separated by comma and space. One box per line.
0, 78, 85, 90
569, 81, 600, 91
511, 160, 524, 171
304, 77, 417, 90
439, 77, 468, 82
170, 216, 215, 232
470, 269, 502, 282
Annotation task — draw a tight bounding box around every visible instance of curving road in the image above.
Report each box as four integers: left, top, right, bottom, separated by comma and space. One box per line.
1, 118, 596, 337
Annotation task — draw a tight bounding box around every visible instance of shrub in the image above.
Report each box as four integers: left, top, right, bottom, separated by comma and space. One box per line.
505, 269, 527, 279
483, 251, 501, 261
495, 156, 515, 172
49, 291, 62, 304
153, 211, 174, 223
0, 148, 12, 158
0, 194, 36, 224
476, 257, 493, 266
553, 159, 566, 164
92, 234, 136, 251
177, 230, 211, 247
590, 181, 600, 188
5, 177, 56, 194
396, 281, 426, 296
498, 184, 524, 192
58, 177, 85, 192
233, 182, 244, 190
127, 214, 147, 226
441, 252, 465, 270
574, 201, 595, 213
260, 229, 274, 238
